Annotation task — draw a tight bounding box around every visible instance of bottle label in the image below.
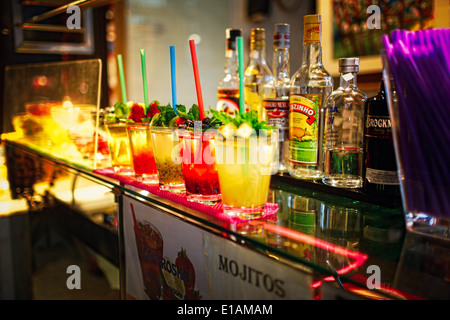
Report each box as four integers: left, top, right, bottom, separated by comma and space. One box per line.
304, 21, 321, 44
263, 98, 289, 132
244, 85, 261, 115
289, 94, 321, 164
217, 88, 241, 115
365, 168, 399, 185
217, 97, 240, 115
365, 115, 392, 138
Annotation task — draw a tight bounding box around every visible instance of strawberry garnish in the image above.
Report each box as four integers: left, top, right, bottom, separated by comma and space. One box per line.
146, 101, 160, 118
128, 103, 146, 122
175, 117, 186, 126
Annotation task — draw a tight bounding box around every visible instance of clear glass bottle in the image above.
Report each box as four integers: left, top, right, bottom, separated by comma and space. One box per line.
217, 28, 242, 115
322, 58, 367, 188
244, 28, 272, 121
262, 23, 291, 174
289, 14, 333, 180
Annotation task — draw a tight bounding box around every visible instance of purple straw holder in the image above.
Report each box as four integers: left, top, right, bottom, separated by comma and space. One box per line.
381, 46, 450, 242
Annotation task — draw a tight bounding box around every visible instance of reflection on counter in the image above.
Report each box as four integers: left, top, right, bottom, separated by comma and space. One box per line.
246, 184, 417, 299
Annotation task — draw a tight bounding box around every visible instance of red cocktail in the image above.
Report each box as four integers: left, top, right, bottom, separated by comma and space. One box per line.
127, 123, 158, 184
179, 130, 221, 203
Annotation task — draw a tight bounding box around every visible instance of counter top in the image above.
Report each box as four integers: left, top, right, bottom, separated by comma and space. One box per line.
2, 136, 449, 300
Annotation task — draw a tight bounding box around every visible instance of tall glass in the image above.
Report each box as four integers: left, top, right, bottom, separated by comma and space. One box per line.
127, 123, 158, 184
134, 219, 164, 300
105, 122, 133, 175
178, 129, 221, 204
216, 131, 278, 219
150, 126, 185, 192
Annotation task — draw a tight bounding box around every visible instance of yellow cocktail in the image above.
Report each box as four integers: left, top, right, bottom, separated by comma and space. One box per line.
150, 126, 185, 192
216, 132, 278, 218
105, 122, 133, 175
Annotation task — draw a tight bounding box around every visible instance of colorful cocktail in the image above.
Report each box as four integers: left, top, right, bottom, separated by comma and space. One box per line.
150, 126, 185, 192
127, 123, 158, 184
179, 129, 220, 203
105, 122, 133, 175
216, 130, 278, 219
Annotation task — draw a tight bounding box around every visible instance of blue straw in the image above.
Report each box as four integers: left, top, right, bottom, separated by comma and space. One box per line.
170, 45, 177, 113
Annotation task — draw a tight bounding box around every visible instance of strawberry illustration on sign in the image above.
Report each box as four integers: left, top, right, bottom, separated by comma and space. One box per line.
176, 248, 195, 288
175, 247, 201, 300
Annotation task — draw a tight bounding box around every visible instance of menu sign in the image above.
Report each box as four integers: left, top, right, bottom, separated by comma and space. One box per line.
123, 194, 313, 300
123, 195, 208, 300
203, 234, 313, 300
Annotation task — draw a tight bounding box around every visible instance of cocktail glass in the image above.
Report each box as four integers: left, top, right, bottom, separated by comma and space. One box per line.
215, 130, 279, 219
178, 129, 221, 204
105, 122, 133, 175
134, 219, 164, 300
127, 123, 158, 184
150, 126, 185, 192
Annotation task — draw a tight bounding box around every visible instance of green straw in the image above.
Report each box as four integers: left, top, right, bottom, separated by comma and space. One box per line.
140, 49, 149, 113
237, 36, 245, 114
117, 54, 127, 103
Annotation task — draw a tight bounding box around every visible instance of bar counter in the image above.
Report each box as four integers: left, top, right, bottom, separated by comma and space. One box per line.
2, 134, 449, 300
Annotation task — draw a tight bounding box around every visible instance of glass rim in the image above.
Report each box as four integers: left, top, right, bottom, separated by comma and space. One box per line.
150, 125, 177, 132
178, 128, 219, 138
126, 122, 151, 129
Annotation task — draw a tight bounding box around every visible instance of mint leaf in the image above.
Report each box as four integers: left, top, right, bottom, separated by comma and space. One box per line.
189, 104, 200, 120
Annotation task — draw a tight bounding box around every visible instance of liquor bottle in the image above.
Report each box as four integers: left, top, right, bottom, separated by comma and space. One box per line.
217, 28, 242, 115
262, 23, 291, 174
322, 58, 367, 188
289, 14, 333, 180
364, 80, 400, 195
244, 28, 272, 120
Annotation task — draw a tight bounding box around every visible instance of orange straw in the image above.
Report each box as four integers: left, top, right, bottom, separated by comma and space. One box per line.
189, 39, 205, 120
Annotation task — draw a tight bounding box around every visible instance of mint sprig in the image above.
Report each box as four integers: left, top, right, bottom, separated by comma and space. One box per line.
150, 103, 177, 127
210, 109, 274, 132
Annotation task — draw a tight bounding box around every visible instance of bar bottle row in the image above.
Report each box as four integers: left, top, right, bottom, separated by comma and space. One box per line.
216, 14, 399, 196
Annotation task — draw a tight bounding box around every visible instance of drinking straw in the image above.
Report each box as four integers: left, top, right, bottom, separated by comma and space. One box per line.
170, 46, 177, 112
140, 49, 149, 112
382, 29, 450, 218
117, 54, 127, 103
236, 36, 245, 114
188, 39, 205, 120
130, 203, 140, 236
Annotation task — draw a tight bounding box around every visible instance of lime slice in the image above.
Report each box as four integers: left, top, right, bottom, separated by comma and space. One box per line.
235, 122, 255, 138
161, 257, 185, 300
219, 123, 237, 138
168, 116, 178, 128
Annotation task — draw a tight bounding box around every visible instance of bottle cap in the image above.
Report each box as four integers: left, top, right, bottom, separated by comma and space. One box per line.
304, 14, 321, 24
339, 57, 360, 73
303, 15, 321, 44
250, 28, 266, 50
226, 28, 242, 50
274, 23, 290, 48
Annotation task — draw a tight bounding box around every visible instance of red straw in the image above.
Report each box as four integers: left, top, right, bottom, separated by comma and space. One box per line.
189, 39, 205, 120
